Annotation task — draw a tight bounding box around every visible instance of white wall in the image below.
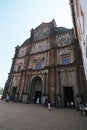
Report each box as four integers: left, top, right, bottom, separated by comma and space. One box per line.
80, 0, 87, 79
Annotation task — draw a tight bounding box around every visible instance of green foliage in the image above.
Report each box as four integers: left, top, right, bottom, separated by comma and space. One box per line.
0, 87, 4, 95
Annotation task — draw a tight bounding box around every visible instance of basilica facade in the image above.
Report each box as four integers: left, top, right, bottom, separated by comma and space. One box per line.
3, 20, 86, 107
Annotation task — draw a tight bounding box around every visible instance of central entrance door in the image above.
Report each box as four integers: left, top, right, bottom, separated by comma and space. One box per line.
35, 91, 41, 104
63, 87, 74, 107
31, 77, 42, 104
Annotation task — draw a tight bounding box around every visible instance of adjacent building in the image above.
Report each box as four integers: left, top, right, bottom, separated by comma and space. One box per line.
2, 19, 86, 107
70, 0, 87, 101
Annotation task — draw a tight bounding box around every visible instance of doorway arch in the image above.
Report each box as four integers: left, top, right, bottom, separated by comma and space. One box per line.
31, 76, 42, 104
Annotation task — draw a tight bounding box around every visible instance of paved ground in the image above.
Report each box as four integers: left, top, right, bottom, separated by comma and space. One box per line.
0, 100, 87, 130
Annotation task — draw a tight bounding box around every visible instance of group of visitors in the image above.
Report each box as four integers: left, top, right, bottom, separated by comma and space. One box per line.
36, 96, 51, 110
5, 93, 87, 115
44, 98, 51, 110
77, 101, 87, 116
65, 100, 74, 108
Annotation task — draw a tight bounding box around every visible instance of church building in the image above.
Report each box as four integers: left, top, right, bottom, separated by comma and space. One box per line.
3, 20, 86, 107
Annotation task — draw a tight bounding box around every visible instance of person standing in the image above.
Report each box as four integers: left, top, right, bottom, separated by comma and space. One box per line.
71, 101, 74, 108
48, 99, 51, 110
6, 93, 10, 102
36, 97, 39, 104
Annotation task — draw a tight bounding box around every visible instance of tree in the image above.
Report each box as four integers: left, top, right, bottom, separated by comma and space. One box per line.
0, 87, 4, 95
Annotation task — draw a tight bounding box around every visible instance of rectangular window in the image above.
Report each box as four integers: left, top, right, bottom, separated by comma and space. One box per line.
35, 62, 42, 69
61, 55, 70, 64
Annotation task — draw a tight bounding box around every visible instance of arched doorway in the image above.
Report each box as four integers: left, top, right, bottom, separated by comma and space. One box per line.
31, 76, 42, 104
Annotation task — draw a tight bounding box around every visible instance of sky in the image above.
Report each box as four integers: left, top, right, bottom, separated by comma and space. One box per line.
0, 0, 73, 88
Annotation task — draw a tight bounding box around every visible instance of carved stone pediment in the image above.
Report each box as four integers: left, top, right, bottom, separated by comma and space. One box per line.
32, 22, 51, 41
33, 55, 45, 61
18, 47, 27, 57
31, 40, 49, 54
56, 32, 73, 47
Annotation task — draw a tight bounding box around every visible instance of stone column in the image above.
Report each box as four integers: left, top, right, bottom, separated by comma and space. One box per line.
8, 76, 14, 93
57, 68, 62, 107
44, 72, 46, 95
